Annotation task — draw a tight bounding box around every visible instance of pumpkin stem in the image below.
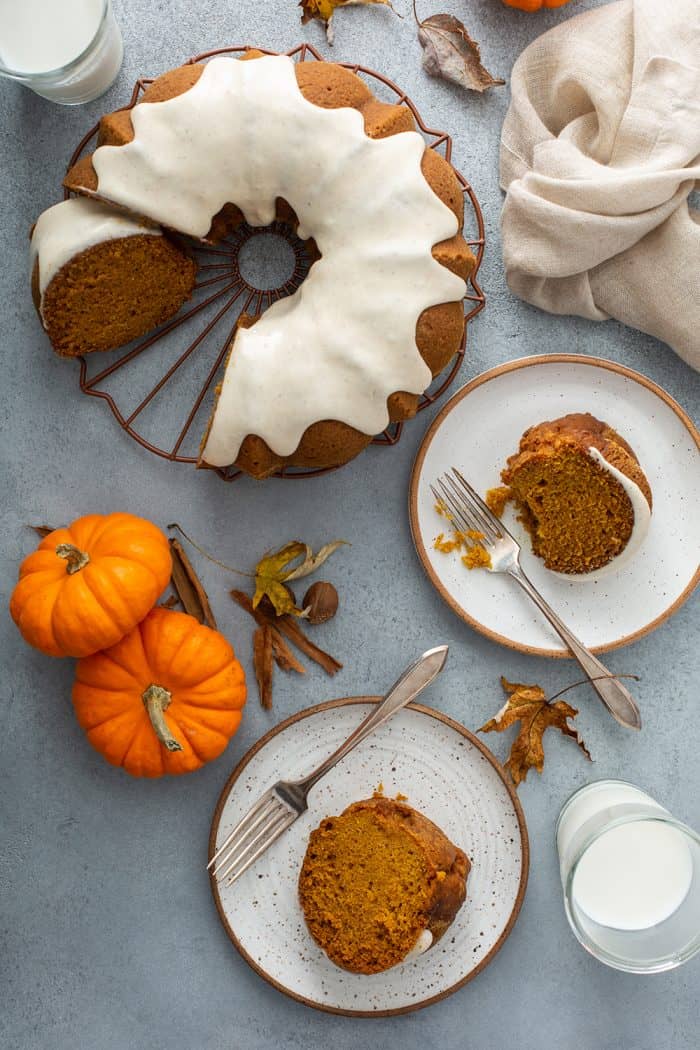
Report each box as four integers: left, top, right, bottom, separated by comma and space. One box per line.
142, 684, 183, 753
55, 543, 90, 575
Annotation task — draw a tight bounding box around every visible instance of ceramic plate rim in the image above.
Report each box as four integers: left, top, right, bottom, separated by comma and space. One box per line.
408, 353, 700, 658
208, 696, 530, 1017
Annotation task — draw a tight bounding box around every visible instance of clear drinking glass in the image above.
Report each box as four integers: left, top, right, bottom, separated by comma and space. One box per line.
556, 779, 700, 973
0, 0, 123, 104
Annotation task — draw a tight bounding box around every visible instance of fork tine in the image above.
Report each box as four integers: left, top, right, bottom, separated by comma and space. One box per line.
218, 807, 294, 884
452, 468, 516, 541
207, 791, 277, 871
443, 474, 499, 542
434, 479, 477, 535
225, 816, 296, 887
209, 795, 280, 876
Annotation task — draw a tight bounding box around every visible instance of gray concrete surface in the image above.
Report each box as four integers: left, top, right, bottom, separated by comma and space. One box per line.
1, 1, 698, 1048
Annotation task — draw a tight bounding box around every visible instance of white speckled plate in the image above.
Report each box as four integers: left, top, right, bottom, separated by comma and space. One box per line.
209, 698, 528, 1016
409, 354, 700, 657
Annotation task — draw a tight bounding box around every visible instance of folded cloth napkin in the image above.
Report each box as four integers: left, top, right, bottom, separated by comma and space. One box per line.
500, 0, 700, 370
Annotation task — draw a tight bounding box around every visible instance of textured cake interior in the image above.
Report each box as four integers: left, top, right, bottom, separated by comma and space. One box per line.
299, 809, 430, 974
33, 235, 196, 357
298, 796, 469, 974
498, 413, 652, 574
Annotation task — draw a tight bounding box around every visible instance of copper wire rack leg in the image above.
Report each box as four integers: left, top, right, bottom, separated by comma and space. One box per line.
67, 44, 486, 482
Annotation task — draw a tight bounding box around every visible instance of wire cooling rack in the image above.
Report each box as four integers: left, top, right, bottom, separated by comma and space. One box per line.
65, 43, 486, 481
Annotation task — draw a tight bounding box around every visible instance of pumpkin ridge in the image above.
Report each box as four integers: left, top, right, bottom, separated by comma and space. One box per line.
78, 562, 139, 636
38, 527, 73, 553
119, 717, 166, 776
160, 628, 234, 685
175, 698, 244, 722
70, 513, 115, 551
73, 681, 143, 725
167, 716, 214, 763
77, 652, 144, 692
17, 578, 64, 654
86, 627, 152, 688
86, 709, 142, 765
75, 512, 132, 551
52, 571, 116, 655
175, 705, 243, 739
94, 553, 164, 594
174, 666, 246, 704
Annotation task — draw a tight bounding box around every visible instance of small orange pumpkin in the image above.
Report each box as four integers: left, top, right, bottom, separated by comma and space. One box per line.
72, 607, 247, 777
10, 513, 172, 658
502, 0, 573, 10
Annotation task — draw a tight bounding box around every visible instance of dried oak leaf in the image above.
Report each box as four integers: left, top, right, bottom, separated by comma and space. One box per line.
253, 540, 347, 617
416, 11, 505, 93
300, 0, 393, 45
480, 677, 591, 786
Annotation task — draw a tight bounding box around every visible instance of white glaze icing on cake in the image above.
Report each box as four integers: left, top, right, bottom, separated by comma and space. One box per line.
401, 928, 433, 963
553, 447, 652, 582
30, 198, 161, 317
89, 55, 466, 464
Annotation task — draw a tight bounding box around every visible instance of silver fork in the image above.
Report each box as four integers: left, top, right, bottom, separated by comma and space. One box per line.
208, 644, 449, 886
432, 468, 642, 731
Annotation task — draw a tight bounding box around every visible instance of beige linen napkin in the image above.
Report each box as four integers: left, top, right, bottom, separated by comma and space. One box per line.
500, 0, 700, 370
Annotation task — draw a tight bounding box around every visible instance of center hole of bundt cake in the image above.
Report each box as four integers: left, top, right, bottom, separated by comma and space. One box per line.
237, 231, 297, 292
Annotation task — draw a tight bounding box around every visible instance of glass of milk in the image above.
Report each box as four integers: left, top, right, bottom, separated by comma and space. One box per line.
0, 0, 123, 104
557, 780, 700, 973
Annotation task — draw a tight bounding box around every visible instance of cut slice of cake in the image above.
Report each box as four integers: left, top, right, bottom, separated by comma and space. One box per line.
30, 198, 197, 357
298, 796, 469, 974
492, 413, 652, 575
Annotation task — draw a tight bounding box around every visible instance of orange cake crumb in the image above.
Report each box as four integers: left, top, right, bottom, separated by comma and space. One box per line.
462, 546, 492, 570
486, 486, 511, 518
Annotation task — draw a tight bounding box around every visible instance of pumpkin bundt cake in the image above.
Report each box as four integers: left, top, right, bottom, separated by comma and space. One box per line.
492, 413, 652, 575
298, 796, 469, 974
57, 50, 474, 478
30, 198, 196, 357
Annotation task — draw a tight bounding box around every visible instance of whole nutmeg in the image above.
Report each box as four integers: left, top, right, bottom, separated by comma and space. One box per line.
302, 581, 338, 625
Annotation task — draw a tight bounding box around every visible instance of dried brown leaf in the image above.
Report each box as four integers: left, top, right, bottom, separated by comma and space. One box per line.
300, 0, 394, 45
480, 677, 591, 786
416, 10, 505, 93
169, 537, 218, 629
253, 625, 274, 710
253, 539, 347, 616
160, 594, 180, 610
29, 525, 57, 538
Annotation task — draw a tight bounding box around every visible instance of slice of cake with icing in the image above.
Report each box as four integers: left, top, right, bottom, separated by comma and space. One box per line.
298, 796, 469, 974
63, 52, 473, 477
492, 413, 652, 577
30, 198, 196, 357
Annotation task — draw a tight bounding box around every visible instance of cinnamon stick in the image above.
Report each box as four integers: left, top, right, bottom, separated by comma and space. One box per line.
253, 624, 274, 709
169, 537, 217, 629
231, 589, 342, 676
274, 614, 343, 676
271, 630, 306, 674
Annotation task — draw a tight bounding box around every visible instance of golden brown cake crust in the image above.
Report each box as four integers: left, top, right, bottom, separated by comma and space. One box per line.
34, 234, 197, 358
298, 796, 469, 974
499, 413, 652, 574
63, 53, 473, 477
505, 413, 652, 509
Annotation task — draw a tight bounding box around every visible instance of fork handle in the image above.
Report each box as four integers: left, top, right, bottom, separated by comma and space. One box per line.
508, 566, 642, 730
296, 645, 449, 793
